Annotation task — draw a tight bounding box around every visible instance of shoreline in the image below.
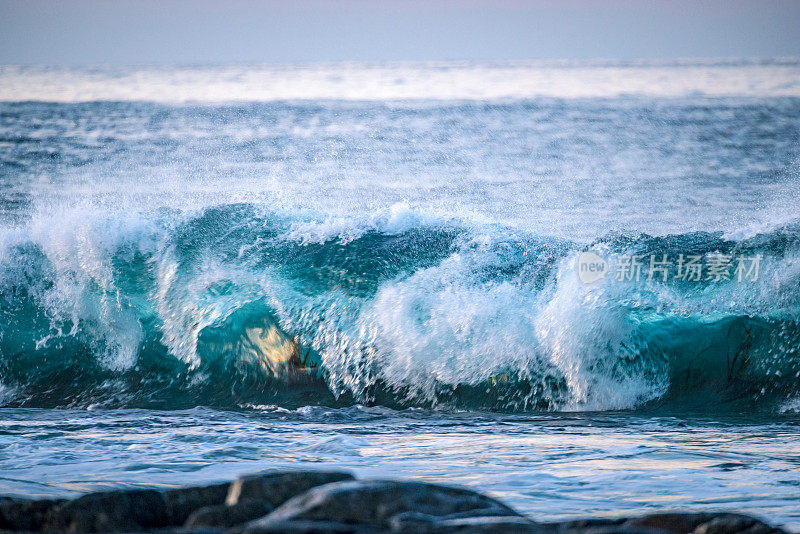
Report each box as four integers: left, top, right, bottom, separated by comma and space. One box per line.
0, 470, 787, 533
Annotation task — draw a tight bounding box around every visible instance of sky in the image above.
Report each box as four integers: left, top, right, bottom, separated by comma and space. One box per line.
1, 0, 799, 65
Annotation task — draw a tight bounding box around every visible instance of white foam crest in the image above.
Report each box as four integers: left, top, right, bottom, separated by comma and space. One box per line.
0, 383, 17, 405
281, 202, 446, 245
779, 396, 800, 413
535, 253, 670, 410
0, 208, 159, 370
355, 256, 543, 403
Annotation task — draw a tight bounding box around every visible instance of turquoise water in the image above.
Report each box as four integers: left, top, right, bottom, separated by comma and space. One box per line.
1, 60, 799, 529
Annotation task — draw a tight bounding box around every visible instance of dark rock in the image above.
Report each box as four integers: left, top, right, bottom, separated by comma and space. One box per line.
546, 517, 661, 534
184, 499, 273, 528
0, 477, 790, 534
42, 489, 169, 533
0, 483, 229, 532
164, 482, 231, 524
692, 514, 785, 534
0, 497, 64, 531
238, 518, 378, 533
627, 513, 716, 533
225, 470, 355, 508
551, 518, 627, 530
245, 480, 521, 530
626, 512, 786, 534
140, 529, 227, 534
391, 513, 543, 532
557, 526, 667, 534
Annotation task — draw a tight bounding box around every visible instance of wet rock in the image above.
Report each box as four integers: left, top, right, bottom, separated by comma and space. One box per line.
179, 471, 355, 531
0, 477, 790, 534
551, 518, 627, 530
546, 518, 659, 534
145, 529, 226, 534
41, 489, 170, 532
626, 512, 786, 534
627, 513, 718, 534
184, 499, 273, 528
0, 497, 64, 531
225, 470, 355, 508
692, 514, 785, 534
239, 518, 378, 533
391, 512, 543, 532
244, 480, 521, 530
556, 526, 667, 534
164, 482, 231, 524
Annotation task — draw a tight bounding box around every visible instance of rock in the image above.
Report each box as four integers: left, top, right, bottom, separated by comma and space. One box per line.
244, 480, 522, 530
184, 499, 274, 528
1, 483, 230, 532
0, 477, 790, 534
692, 514, 785, 534
164, 482, 231, 524
391, 512, 543, 532
626, 512, 786, 534
225, 470, 355, 507
550, 518, 627, 530
626, 513, 716, 533
41, 489, 169, 532
546, 518, 659, 533
239, 518, 378, 533
181, 471, 355, 530
0, 497, 64, 531
556, 526, 667, 534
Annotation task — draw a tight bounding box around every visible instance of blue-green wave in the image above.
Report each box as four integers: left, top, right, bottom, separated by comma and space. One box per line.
0, 204, 798, 412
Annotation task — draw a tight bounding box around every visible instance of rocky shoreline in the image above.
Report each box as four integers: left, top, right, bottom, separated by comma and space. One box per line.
0, 470, 788, 533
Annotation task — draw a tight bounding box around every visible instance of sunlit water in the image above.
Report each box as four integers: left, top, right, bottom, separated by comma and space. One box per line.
1, 60, 799, 529
1, 408, 799, 528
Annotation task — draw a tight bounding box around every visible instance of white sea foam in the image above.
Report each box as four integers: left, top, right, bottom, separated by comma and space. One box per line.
282, 203, 444, 245
780, 396, 800, 413
3, 60, 800, 102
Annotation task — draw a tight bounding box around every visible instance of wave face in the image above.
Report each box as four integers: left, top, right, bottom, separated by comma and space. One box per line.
1, 204, 798, 412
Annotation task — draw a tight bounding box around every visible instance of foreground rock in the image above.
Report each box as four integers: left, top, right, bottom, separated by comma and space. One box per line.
0, 497, 66, 531
226, 471, 354, 508
0, 470, 349, 532
0, 470, 788, 533
165, 482, 232, 525
624, 512, 786, 534
184, 500, 273, 529
188, 471, 353, 529
239, 480, 526, 532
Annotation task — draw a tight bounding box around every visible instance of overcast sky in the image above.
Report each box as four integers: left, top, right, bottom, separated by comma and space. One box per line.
1, 0, 799, 65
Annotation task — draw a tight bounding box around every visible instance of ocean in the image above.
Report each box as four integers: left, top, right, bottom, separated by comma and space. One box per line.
0, 60, 799, 528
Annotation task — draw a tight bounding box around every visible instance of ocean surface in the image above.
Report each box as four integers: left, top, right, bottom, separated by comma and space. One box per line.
1, 60, 799, 528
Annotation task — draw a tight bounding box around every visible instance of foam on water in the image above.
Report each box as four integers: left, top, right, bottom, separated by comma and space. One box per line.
3, 59, 800, 102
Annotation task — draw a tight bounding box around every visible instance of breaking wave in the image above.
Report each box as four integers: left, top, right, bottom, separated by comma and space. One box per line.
0, 203, 798, 412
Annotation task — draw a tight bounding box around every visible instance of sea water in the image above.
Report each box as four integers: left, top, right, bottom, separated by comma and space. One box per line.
0, 60, 799, 528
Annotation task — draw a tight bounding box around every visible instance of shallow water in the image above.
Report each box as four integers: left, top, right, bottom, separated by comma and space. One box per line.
1, 60, 799, 529
1, 407, 799, 528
